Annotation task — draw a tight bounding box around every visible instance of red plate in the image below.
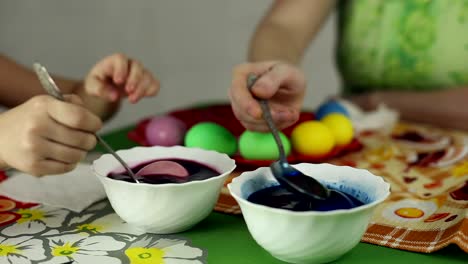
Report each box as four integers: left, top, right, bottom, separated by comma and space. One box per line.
128, 104, 362, 169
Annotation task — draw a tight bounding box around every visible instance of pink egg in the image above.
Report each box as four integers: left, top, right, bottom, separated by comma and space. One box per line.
136, 160, 189, 178
145, 116, 187, 146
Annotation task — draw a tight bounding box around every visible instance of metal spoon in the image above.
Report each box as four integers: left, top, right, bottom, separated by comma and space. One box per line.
33, 63, 140, 183
247, 74, 330, 200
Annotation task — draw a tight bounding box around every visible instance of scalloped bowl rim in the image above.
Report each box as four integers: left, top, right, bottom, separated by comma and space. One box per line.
228, 163, 390, 216
93, 145, 236, 189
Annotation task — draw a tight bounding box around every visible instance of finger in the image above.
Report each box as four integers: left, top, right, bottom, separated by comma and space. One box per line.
238, 108, 298, 131
251, 63, 304, 99
234, 61, 280, 76
253, 63, 306, 99
45, 120, 97, 151
91, 53, 129, 85
251, 67, 288, 100
143, 74, 161, 97
40, 140, 87, 164
33, 160, 78, 176
230, 102, 263, 125
269, 104, 301, 127
240, 119, 297, 132
29, 138, 86, 165
125, 60, 144, 94
230, 62, 281, 121
230, 71, 261, 121
47, 100, 102, 132
232, 99, 299, 131
63, 94, 84, 105
139, 70, 160, 96
240, 120, 270, 132
229, 83, 262, 121
110, 54, 130, 84
84, 77, 119, 101
129, 71, 153, 103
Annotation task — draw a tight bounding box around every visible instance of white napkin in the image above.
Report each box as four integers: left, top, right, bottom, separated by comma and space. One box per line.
0, 153, 106, 212
336, 99, 399, 134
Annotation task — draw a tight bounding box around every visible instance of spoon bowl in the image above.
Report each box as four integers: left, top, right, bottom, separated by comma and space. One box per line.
270, 160, 330, 200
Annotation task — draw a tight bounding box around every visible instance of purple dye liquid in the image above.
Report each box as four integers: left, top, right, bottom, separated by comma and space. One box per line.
108, 158, 220, 184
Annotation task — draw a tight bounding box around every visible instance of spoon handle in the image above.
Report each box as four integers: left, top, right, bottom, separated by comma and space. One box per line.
33, 63, 140, 183
247, 74, 287, 163
94, 134, 138, 181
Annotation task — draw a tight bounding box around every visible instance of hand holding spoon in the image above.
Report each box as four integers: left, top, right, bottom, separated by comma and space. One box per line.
247, 73, 358, 208
33, 63, 140, 183
247, 74, 331, 200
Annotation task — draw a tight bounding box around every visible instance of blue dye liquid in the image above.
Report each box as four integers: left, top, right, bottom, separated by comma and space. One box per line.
247, 185, 364, 212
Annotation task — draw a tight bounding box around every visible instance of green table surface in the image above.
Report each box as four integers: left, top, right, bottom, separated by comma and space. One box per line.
97, 126, 467, 263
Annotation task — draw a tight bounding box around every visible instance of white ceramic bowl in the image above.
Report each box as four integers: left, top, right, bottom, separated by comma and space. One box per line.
93, 146, 236, 234
228, 163, 390, 264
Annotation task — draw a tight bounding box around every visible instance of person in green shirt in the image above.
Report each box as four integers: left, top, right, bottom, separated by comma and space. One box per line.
229, 0, 468, 131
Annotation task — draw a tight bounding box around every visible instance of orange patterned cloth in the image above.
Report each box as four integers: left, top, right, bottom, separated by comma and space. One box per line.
214, 122, 468, 253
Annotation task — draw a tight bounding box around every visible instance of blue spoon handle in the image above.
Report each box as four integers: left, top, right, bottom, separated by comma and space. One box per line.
247, 74, 287, 163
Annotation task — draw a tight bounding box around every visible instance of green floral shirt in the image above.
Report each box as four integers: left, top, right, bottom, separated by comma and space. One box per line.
337, 0, 468, 94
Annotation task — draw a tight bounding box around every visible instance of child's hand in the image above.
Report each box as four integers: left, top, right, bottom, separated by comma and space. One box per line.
229, 61, 306, 131
84, 53, 160, 103
0, 95, 101, 176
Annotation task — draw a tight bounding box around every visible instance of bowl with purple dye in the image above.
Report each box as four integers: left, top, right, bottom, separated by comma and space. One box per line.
93, 146, 236, 234
228, 163, 390, 264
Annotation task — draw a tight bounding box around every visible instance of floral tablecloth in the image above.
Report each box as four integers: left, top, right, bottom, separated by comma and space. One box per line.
0, 192, 206, 264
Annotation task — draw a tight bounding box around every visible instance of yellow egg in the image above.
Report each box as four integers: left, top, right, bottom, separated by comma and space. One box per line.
291, 121, 335, 156
321, 113, 354, 146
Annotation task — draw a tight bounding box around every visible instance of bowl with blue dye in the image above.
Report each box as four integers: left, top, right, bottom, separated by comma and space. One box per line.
227, 163, 390, 264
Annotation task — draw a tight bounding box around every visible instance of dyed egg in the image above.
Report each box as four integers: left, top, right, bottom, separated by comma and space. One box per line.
316, 100, 350, 120
321, 113, 354, 146
291, 121, 335, 156
145, 115, 187, 146
239, 131, 291, 160
184, 122, 237, 156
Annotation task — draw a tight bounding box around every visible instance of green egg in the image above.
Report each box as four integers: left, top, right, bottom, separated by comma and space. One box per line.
184, 122, 237, 156
239, 131, 291, 160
